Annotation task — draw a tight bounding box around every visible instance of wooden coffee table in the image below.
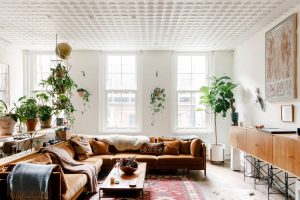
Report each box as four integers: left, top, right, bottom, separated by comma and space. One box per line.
99, 162, 147, 199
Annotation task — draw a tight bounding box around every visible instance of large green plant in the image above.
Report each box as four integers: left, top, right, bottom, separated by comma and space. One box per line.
199, 75, 237, 145
36, 93, 53, 121
40, 62, 89, 128
0, 100, 18, 121
15, 97, 39, 122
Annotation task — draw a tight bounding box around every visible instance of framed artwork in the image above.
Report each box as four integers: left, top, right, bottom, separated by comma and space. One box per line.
265, 14, 297, 102
0, 63, 10, 105
281, 104, 294, 122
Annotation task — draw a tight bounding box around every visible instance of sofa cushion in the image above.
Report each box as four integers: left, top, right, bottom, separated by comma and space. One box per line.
62, 174, 87, 200
149, 136, 156, 143
190, 138, 202, 157
157, 155, 204, 169
95, 155, 114, 169
140, 142, 163, 155
157, 136, 176, 142
163, 140, 180, 155
135, 154, 157, 168
91, 140, 109, 155
78, 156, 103, 173
179, 140, 191, 154
70, 137, 93, 160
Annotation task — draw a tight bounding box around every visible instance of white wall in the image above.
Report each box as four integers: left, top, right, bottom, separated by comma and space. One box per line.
0, 44, 23, 105
68, 50, 234, 154
234, 6, 300, 129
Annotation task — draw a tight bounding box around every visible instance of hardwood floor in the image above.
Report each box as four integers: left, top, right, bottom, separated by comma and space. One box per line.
189, 161, 286, 200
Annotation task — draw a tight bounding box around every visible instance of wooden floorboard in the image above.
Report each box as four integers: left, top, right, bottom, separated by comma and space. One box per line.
189, 160, 286, 200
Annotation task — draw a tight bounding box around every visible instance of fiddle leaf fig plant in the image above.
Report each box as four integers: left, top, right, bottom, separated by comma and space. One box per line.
199, 75, 237, 145
150, 88, 166, 126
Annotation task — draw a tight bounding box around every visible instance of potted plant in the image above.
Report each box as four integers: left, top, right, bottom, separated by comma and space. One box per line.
16, 96, 39, 132
0, 100, 18, 135
36, 93, 53, 128
150, 88, 166, 126
199, 75, 237, 163
77, 88, 90, 101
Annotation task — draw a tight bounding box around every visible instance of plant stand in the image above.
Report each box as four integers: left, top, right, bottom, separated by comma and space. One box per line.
209, 143, 225, 163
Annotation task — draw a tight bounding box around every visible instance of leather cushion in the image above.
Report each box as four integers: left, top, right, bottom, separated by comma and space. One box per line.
190, 138, 202, 157
157, 136, 176, 142
163, 140, 180, 155
91, 140, 109, 155
179, 140, 191, 154
62, 174, 87, 200
149, 136, 156, 143
140, 142, 163, 155
70, 137, 93, 160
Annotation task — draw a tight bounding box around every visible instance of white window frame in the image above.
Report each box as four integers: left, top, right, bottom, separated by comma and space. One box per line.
24, 51, 55, 97
100, 52, 142, 133
172, 52, 214, 133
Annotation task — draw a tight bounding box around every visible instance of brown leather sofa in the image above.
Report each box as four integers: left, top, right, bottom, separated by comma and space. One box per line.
0, 135, 206, 200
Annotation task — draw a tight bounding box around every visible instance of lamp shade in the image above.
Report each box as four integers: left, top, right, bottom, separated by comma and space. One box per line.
55, 42, 72, 59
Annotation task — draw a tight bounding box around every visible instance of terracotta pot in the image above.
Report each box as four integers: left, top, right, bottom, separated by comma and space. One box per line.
25, 119, 38, 132
0, 116, 16, 135
40, 116, 52, 128
77, 91, 86, 98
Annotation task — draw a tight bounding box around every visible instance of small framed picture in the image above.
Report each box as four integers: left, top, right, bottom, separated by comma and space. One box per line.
281, 105, 294, 122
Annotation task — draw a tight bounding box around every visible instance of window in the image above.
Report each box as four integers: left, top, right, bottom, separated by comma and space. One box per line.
25, 52, 56, 96
102, 54, 140, 131
32, 54, 56, 92
0, 63, 9, 104
174, 54, 211, 131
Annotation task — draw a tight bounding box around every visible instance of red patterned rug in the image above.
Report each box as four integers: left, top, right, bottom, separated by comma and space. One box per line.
79, 175, 206, 200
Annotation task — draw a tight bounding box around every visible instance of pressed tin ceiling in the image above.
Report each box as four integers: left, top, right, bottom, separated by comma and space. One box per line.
0, 0, 298, 51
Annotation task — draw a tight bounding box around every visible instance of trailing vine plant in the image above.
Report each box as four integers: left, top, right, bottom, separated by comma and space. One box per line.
150, 88, 166, 126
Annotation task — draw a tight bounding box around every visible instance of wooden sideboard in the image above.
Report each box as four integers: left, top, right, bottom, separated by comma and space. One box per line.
230, 126, 300, 177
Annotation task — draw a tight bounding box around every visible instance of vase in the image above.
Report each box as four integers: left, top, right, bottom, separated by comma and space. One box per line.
231, 112, 239, 126
26, 118, 38, 132
40, 116, 52, 128
0, 116, 16, 135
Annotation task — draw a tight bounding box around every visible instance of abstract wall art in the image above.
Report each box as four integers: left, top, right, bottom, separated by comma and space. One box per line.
265, 14, 297, 102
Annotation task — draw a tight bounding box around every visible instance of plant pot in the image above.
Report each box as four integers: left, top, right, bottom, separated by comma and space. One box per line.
40, 116, 52, 128
231, 112, 239, 126
0, 116, 16, 135
25, 119, 38, 132
56, 129, 71, 141
77, 91, 86, 98
55, 69, 65, 77
209, 144, 225, 163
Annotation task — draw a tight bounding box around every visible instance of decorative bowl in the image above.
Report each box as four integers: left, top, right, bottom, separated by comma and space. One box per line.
120, 166, 138, 175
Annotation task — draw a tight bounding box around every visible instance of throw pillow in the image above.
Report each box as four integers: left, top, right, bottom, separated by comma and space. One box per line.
149, 136, 156, 143
140, 142, 164, 155
157, 136, 176, 142
70, 137, 93, 160
190, 138, 202, 157
179, 140, 191, 154
91, 140, 109, 155
163, 140, 180, 155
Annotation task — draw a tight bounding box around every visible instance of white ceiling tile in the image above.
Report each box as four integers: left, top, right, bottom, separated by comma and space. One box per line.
0, 0, 297, 50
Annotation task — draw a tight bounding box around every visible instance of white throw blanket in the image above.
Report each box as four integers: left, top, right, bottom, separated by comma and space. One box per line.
96, 135, 150, 151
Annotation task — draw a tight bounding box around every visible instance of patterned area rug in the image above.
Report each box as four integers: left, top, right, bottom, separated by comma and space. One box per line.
79, 175, 206, 200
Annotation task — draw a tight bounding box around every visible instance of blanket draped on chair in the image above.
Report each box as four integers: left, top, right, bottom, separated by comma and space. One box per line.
40, 146, 97, 193
7, 163, 55, 200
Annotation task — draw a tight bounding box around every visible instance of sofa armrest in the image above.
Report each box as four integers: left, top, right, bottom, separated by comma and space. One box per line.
0, 171, 62, 200
202, 143, 206, 171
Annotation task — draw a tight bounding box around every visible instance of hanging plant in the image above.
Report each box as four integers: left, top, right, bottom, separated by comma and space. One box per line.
150, 88, 166, 126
